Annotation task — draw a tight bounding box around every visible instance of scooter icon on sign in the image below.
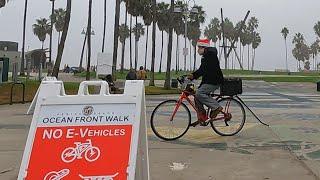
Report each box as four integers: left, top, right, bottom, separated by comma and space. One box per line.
79, 172, 119, 180
44, 169, 70, 180
61, 139, 101, 163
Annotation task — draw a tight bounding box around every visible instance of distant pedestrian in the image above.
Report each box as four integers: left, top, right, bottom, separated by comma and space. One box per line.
126, 69, 137, 80
137, 66, 147, 80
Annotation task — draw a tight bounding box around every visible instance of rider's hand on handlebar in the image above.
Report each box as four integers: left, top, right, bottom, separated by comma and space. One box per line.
187, 74, 194, 80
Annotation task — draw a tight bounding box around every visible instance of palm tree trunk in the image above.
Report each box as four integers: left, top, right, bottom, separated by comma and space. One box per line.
159, 31, 164, 73
242, 45, 245, 66
239, 41, 242, 68
218, 40, 223, 62
41, 41, 44, 69
175, 34, 179, 74
144, 25, 149, 69
52, 0, 71, 78
120, 8, 128, 73
20, 0, 28, 76
285, 38, 288, 71
134, 16, 138, 70
252, 48, 256, 70
79, 33, 87, 69
58, 32, 61, 45
251, 46, 254, 70
149, 0, 156, 86
86, 0, 92, 81
189, 41, 192, 71
120, 42, 125, 73
129, 15, 133, 69
112, 0, 121, 79
164, 0, 174, 89
102, 0, 107, 53
193, 45, 196, 71
49, 0, 54, 65
247, 45, 250, 70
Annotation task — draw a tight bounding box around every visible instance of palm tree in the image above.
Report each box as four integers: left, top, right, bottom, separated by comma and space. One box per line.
119, 24, 130, 73
173, 1, 186, 73
188, 6, 204, 70
142, 1, 153, 69
33, 18, 50, 50
156, 2, 169, 73
0, 0, 8, 8
126, 0, 143, 69
112, 0, 121, 79
292, 32, 304, 45
102, 0, 107, 52
251, 32, 261, 70
49, 0, 55, 65
85, 0, 93, 80
132, 23, 145, 70
20, 0, 28, 75
121, 0, 128, 72
314, 21, 320, 38
164, 0, 175, 89
204, 18, 220, 47
281, 27, 289, 71
247, 17, 259, 71
52, 0, 71, 78
149, 0, 157, 86
223, 18, 234, 69
51, 8, 66, 44
292, 33, 308, 71
310, 40, 319, 70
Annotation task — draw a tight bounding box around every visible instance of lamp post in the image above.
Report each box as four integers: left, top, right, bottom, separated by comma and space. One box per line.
174, 0, 198, 72
79, 27, 95, 71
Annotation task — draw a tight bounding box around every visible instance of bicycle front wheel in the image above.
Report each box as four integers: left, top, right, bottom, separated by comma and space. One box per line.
210, 97, 246, 136
151, 100, 191, 141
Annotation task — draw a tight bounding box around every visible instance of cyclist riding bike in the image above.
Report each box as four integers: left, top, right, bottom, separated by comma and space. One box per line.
188, 39, 224, 126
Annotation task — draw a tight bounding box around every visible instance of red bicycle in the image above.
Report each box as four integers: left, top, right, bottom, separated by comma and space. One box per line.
151, 76, 246, 141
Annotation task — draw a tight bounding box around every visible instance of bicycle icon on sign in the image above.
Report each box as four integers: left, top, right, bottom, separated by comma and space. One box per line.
79, 172, 119, 180
61, 139, 101, 163
43, 169, 70, 180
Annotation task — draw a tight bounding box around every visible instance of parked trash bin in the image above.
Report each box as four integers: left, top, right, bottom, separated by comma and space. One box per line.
317, 81, 320, 92
171, 79, 178, 88
0, 57, 9, 82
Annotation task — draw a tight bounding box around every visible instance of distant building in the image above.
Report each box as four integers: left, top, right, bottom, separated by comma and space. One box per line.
25, 49, 47, 69
0, 41, 21, 71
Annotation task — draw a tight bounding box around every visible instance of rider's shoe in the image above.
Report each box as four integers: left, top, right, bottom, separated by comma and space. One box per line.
210, 107, 223, 119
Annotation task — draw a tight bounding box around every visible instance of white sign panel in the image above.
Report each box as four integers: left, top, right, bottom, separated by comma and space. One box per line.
97, 52, 112, 76
19, 80, 149, 180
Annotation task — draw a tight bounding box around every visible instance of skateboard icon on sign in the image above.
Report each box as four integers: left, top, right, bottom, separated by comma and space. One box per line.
61, 139, 101, 163
44, 169, 70, 180
79, 172, 119, 180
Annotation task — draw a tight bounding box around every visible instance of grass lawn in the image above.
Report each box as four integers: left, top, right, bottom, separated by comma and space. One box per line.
0, 80, 80, 105
0, 79, 181, 104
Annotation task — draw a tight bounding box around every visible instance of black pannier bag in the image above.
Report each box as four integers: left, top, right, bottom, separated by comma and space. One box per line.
220, 78, 243, 96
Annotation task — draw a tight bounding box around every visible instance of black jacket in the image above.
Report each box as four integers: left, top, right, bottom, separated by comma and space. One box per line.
192, 47, 224, 86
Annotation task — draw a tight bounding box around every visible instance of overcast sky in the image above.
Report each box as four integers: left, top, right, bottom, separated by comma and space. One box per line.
0, 0, 319, 71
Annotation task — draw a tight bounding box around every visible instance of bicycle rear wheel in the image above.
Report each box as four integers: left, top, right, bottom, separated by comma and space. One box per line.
151, 100, 191, 141
210, 97, 245, 136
